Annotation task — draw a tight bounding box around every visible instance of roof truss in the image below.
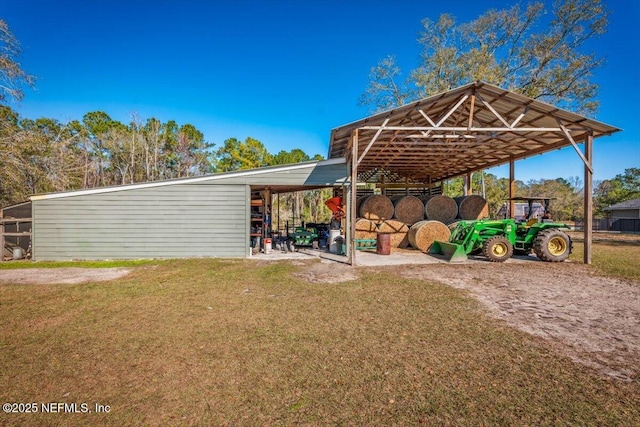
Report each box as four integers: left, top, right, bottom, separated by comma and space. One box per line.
329, 81, 619, 183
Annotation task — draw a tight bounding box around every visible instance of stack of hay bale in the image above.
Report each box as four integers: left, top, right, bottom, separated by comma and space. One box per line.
353, 193, 490, 253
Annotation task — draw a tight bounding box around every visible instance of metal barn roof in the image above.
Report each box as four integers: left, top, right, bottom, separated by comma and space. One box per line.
30, 157, 347, 201
329, 81, 620, 183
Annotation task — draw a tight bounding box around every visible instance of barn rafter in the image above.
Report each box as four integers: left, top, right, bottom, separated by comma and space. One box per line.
328, 81, 621, 265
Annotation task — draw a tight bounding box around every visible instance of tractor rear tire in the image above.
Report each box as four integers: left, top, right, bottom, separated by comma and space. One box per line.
483, 236, 513, 262
533, 229, 572, 262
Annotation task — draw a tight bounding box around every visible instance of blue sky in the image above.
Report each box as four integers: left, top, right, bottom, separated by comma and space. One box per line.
2, 0, 639, 183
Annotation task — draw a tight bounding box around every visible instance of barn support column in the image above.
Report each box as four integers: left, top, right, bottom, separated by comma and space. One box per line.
509, 157, 515, 219
464, 173, 472, 195
348, 129, 359, 266
584, 132, 594, 264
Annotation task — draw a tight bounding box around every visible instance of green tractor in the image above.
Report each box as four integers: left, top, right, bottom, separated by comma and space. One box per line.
430, 197, 573, 263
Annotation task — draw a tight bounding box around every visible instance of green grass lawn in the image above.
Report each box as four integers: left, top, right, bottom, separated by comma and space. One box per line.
0, 259, 158, 270
0, 246, 638, 426
570, 240, 640, 282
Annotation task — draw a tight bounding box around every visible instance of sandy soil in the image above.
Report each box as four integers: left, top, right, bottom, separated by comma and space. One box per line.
297, 256, 640, 382
0, 268, 130, 285
293, 233, 640, 383
400, 260, 640, 382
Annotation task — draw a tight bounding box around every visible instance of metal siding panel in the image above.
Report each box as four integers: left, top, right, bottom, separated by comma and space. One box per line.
32, 184, 248, 260
194, 163, 348, 186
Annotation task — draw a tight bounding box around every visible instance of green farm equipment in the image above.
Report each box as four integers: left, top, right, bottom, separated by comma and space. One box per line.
431, 197, 573, 263
288, 225, 319, 248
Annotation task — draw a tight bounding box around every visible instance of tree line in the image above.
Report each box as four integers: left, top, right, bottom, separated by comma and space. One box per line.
0, 105, 328, 207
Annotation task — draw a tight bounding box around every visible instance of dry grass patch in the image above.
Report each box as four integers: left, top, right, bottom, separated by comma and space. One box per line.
0, 259, 638, 426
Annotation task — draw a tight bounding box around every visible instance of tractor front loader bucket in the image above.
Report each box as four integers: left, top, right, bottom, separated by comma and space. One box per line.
429, 240, 468, 263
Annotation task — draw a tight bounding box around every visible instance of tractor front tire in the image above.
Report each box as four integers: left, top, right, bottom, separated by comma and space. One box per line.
533, 229, 572, 262
483, 236, 513, 262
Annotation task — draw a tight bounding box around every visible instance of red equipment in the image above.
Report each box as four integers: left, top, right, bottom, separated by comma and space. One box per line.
324, 197, 345, 221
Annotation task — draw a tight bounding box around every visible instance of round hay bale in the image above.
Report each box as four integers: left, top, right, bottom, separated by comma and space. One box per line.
359, 194, 394, 221
356, 196, 370, 217
355, 218, 379, 241
424, 195, 458, 223
408, 220, 451, 252
392, 195, 425, 225
378, 219, 410, 248
455, 195, 489, 220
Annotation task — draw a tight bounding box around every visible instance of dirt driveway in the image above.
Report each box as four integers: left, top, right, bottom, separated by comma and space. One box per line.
296, 241, 640, 383
400, 260, 639, 382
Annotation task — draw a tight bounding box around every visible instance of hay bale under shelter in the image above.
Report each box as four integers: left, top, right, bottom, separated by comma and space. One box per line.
359, 195, 394, 221
355, 218, 379, 241
408, 220, 451, 252
356, 196, 370, 218
378, 219, 410, 248
424, 195, 458, 224
455, 195, 490, 220
393, 195, 425, 226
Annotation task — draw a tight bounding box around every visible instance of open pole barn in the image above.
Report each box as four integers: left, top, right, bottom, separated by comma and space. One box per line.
329, 81, 619, 265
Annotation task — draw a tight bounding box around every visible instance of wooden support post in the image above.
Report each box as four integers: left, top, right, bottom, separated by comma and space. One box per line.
509, 157, 515, 219
584, 133, 594, 264
464, 173, 472, 196
349, 129, 359, 266
264, 188, 271, 237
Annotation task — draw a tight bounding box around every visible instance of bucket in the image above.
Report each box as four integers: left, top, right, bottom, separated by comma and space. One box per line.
264, 238, 272, 254
376, 233, 391, 255
329, 230, 342, 254
12, 247, 24, 260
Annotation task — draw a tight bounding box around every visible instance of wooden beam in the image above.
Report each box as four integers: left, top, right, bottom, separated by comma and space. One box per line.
376, 183, 439, 189
584, 132, 593, 264
0, 218, 33, 223
436, 94, 469, 127
557, 120, 594, 174
509, 157, 515, 219
510, 106, 528, 128
467, 93, 476, 131
465, 173, 472, 196
349, 129, 358, 266
356, 117, 390, 167
359, 126, 564, 132
477, 93, 510, 127
417, 109, 436, 127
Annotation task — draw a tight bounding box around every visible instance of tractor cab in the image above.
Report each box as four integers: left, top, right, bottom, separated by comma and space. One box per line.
510, 197, 554, 225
